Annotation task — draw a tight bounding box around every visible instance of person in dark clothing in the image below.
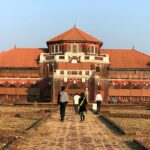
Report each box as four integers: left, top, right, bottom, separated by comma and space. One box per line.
57, 92, 61, 105
57, 86, 69, 122
78, 92, 87, 122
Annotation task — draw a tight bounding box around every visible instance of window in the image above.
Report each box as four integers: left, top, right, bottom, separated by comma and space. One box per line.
87, 47, 90, 54
59, 56, 65, 59
85, 56, 89, 60
79, 45, 82, 52
59, 45, 63, 53
67, 71, 72, 75
51, 46, 54, 53
91, 45, 94, 53
49, 46, 51, 53
67, 44, 79, 52
72, 71, 77, 75
55, 45, 58, 53
60, 71, 64, 75
73, 44, 77, 52
96, 67, 100, 72
0, 84, 5, 87
90, 45, 95, 54
67, 45, 71, 52
86, 71, 89, 75
9, 84, 16, 88
87, 44, 96, 54
79, 71, 82, 75
51, 45, 60, 54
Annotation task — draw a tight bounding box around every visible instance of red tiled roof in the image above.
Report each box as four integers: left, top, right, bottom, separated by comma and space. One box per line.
47, 26, 103, 44
0, 48, 45, 68
101, 49, 150, 68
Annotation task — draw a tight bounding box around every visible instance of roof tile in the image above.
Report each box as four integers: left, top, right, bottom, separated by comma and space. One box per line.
0, 48, 45, 68
101, 49, 150, 68
47, 26, 102, 44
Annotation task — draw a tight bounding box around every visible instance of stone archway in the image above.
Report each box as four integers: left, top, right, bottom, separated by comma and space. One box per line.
67, 83, 84, 102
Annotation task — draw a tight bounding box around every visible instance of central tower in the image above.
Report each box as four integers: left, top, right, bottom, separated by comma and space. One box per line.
40, 26, 109, 103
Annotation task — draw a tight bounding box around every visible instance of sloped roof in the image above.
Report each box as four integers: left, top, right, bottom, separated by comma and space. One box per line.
0, 48, 45, 68
47, 26, 103, 44
101, 49, 150, 68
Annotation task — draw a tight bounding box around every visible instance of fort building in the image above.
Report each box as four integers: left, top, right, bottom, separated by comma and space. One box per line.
0, 26, 150, 104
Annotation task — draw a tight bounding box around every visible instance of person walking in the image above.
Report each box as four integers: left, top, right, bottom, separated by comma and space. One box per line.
73, 93, 80, 114
58, 86, 69, 122
78, 93, 87, 122
95, 92, 103, 113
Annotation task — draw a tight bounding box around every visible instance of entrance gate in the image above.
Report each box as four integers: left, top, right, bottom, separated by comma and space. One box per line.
67, 84, 84, 102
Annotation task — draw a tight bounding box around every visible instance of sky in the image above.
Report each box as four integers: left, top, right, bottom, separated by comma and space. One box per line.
0, 0, 150, 55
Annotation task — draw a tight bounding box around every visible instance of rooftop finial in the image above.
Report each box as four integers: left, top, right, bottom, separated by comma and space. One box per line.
14, 44, 16, 49
132, 45, 135, 50
74, 24, 76, 28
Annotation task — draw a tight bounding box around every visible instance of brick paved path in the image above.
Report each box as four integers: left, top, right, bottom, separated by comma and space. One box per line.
8, 108, 133, 150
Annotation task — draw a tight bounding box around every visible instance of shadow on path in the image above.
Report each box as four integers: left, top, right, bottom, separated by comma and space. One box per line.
98, 115, 145, 150
98, 115, 123, 135
125, 141, 147, 150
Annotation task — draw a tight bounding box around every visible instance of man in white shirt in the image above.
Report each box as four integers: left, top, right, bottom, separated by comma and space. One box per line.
95, 92, 103, 113
73, 93, 80, 114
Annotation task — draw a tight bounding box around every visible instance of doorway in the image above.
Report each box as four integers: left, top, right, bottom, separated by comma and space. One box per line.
67, 83, 84, 102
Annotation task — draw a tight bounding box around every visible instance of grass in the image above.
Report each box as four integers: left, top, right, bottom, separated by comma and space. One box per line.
0, 106, 52, 113
0, 106, 51, 149
102, 108, 150, 149
102, 108, 150, 115
0, 117, 36, 131
109, 117, 150, 134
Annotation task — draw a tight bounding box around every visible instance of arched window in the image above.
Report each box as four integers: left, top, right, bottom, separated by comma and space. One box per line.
0, 83, 5, 87
8, 84, 16, 88
30, 82, 39, 88
19, 84, 27, 88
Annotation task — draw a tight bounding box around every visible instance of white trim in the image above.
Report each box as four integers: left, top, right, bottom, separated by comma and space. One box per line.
54, 69, 93, 77
40, 52, 110, 64
71, 59, 78, 63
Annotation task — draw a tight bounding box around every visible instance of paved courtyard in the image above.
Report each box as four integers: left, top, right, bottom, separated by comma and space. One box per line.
8, 107, 141, 150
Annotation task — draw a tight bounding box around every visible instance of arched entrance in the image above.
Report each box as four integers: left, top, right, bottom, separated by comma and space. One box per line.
67, 83, 84, 102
